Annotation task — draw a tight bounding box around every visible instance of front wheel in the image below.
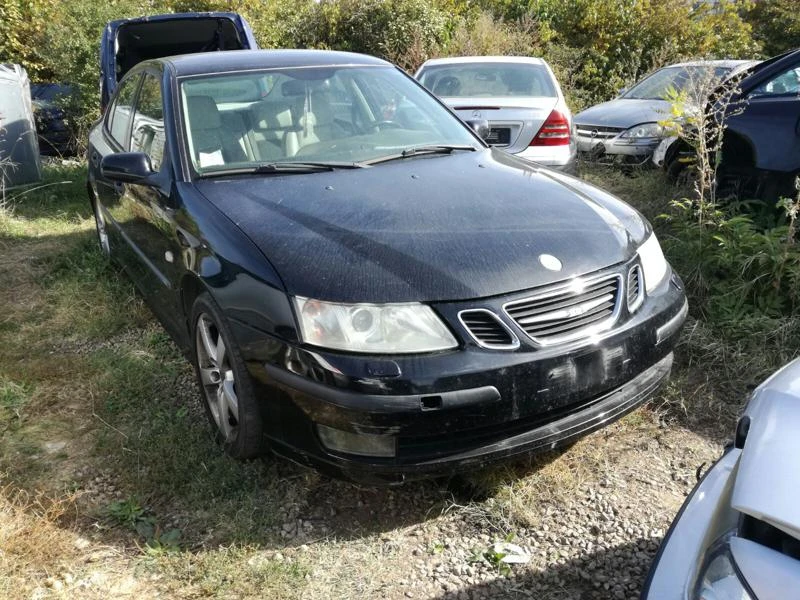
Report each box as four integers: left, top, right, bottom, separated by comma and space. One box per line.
191, 294, 265, 459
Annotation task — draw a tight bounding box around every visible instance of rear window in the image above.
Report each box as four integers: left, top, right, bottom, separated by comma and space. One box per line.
419, 63, 557, 98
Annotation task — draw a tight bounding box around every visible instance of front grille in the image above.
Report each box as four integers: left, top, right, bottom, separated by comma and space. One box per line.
575, 124, 624, 140
627, 265, 643, 311
459, 309, 518, 349
504, 274, 622, 345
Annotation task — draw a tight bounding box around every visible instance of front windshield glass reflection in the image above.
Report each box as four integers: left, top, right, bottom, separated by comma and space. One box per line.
180, 66, 478, 173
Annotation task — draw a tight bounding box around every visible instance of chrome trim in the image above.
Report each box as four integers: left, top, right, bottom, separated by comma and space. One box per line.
627, 264, 644, 313
503, 273, 623, 347
457, 309, 520, 350
656, 299, 688, 345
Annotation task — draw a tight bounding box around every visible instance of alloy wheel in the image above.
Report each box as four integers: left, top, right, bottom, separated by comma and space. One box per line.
195, 313, 239, 442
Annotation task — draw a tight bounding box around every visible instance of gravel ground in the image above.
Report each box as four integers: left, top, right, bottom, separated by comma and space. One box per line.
284, 422, 720, 599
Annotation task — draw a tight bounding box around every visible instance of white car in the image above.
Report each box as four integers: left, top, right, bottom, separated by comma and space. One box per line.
643, 357, 800, 599
415, 56, 577, 171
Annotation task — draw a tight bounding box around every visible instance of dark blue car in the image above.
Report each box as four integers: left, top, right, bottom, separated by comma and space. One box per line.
86, 50, 686, 484
662, 48, 800, 199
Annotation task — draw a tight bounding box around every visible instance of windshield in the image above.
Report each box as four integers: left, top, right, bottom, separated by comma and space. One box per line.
179, 66, 479, 174
418, 63, 556, 98
623, 65, 732, 101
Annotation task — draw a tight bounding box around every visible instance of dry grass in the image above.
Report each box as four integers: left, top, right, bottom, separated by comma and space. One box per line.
0, 483, 80, 596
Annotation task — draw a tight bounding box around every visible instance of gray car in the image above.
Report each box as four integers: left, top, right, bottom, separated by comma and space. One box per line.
575, 60, 756, 166
643, 357, 800, 599
416, 56, 577, 171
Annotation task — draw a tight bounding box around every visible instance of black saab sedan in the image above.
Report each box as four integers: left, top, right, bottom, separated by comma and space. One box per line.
87, 50, 687, 484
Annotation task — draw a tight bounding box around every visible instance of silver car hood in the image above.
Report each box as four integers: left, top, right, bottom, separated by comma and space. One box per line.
732, 357, 800, 542
574, 98, 672, 129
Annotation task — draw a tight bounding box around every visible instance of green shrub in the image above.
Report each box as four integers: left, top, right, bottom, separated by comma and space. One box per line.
661, 198, 800, 322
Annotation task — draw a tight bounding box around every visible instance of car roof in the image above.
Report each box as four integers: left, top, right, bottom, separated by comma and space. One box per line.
158, 49, 391, 77
419, 56, 547, 68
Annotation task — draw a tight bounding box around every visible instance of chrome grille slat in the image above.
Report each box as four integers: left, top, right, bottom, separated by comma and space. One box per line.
525, 306, 614, 337
515, 294, 614, 325
508, 283, 617, 318
627, 265, 643, 312
504, 274, 623, 345
459, 309, 519, 350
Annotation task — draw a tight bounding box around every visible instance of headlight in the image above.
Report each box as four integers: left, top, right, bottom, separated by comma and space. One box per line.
695, 547, 752, 600
293, 297, 458, 354
620, 122, 664, 139
637, 233, 669, 293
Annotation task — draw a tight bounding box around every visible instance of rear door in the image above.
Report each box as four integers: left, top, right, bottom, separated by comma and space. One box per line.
731, 62, 800, 173
91, 71, 143, 262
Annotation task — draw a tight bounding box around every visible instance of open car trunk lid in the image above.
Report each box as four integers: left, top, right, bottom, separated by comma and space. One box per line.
100, 12, 258, 109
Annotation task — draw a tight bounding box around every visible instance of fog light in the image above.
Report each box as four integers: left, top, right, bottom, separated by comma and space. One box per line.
316, 424, 397, 457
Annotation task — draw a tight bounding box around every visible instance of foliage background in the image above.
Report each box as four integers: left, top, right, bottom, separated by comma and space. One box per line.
2, 0, 795, 132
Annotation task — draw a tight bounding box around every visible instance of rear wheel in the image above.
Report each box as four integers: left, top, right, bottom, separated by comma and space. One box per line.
191, 294, 264, 458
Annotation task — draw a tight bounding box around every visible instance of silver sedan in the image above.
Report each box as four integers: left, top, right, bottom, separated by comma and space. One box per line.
416, 56, 577, 171
643, 357, 800, 599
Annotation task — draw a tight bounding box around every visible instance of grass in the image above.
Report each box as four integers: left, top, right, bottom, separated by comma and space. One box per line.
0, 161, 795, 598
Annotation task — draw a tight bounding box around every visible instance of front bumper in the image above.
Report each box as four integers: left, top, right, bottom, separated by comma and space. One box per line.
576, 131, 661, 165
236, 273, 687, 484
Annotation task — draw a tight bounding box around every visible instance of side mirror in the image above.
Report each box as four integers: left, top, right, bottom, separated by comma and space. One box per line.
100, 152, 155, 184
464, 118, 491, 141
618, 87, 628, 97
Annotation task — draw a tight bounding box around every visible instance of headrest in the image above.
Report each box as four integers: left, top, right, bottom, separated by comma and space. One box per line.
252, 101, 294, 129
186, 95, 221, 130
433, 76, 461, 96
281, 80, 306, 97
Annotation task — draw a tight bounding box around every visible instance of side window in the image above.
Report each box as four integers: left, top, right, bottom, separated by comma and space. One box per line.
130, 73, 166, 171
107, 75, 140, 148
751, 67, 800, 98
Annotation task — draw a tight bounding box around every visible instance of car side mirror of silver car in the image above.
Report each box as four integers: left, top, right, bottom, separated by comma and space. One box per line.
464, 118, 490, 141
618, 87, 628, 97
100, 152, 156, 184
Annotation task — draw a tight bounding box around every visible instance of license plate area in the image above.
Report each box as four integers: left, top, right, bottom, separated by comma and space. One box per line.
486, 127, 511, 146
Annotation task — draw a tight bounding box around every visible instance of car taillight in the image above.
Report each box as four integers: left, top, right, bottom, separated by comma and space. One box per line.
530, 109, 571, 146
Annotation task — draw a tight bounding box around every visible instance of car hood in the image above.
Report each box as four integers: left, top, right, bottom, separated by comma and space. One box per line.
574, 98, 672, 129
733, 357, 800, 543
194, 148, 646, 303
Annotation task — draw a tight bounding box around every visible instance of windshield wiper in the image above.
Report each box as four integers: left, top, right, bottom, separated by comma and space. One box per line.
253, 161, 365, 173
362, 144, 478, 166
200, 161, 364, 178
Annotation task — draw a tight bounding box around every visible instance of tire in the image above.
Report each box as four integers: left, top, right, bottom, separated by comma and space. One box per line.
191, 293, 265, 459
92, 196, 111, 257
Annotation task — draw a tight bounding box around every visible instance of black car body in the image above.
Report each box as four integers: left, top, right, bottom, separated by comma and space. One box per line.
662, 49, 800, 199
86, 50, 687, 484
31, 83, 76, 156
